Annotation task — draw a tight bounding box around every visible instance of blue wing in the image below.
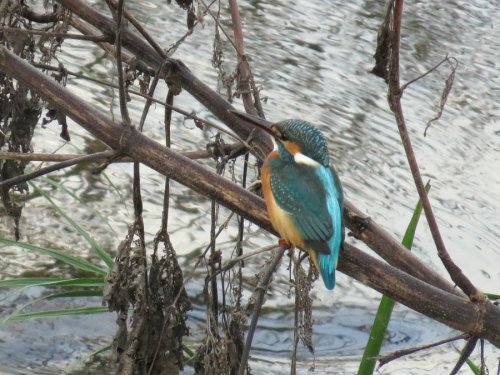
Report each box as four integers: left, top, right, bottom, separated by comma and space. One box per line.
269, 160, 343, 289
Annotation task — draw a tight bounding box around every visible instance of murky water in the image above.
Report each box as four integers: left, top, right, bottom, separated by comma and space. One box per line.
1, 0, 499, 373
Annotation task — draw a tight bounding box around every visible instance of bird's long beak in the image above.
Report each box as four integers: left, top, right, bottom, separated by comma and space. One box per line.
228, 109, 277, 137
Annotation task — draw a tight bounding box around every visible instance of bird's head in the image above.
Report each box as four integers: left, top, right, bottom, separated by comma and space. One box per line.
270, 119, 330, 167
229, 110, 330, 166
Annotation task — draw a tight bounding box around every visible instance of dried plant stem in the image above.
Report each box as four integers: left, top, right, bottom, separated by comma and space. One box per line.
107, 0, 166, 59
0, 150, 117, 189
450, 336, 479, 375
0, 144, 244, 164
238, 245, 287, 375
0, 26, 112, 42
109, 0, 130, 127
378, 333, 467, 367
386, 0, 483, 302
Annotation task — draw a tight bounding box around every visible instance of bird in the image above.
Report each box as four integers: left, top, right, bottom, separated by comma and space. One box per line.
230, 110, 344, 290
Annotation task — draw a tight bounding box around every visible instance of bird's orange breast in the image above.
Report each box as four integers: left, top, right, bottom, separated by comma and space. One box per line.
261, 152, 305, 249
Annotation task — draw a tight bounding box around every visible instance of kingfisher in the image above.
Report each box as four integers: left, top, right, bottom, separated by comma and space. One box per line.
230, 110, 344, 290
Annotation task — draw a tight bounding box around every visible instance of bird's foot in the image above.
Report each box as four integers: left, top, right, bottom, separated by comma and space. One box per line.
278, 238, 292, 249
247, 179, 262, 192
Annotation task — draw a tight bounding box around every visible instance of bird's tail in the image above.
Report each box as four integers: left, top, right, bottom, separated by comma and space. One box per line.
317, 247, 339, 290
308, 227, 342, 290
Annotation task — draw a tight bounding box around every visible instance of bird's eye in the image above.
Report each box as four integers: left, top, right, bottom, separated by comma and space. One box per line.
271, 125, 286, 140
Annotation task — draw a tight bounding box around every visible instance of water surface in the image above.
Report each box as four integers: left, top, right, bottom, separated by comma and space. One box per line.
1, 0, 499, 373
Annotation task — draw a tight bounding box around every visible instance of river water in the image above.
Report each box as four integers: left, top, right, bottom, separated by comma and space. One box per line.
0, 0, 499, 374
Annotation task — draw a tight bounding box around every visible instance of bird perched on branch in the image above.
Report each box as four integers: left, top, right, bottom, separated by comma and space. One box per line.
230, 110, 344, 290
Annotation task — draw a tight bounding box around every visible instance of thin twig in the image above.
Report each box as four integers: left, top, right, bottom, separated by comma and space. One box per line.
172, 212, 236, 307
386, 0, 483, 302
238, 245, 287, 375
137, 62, 165, 132
228, 0, 265, 117
450, 336, 479, 375
0, 27, 112, 42
107, 0, 166, 59
113, 0, 131, 126
0, 144, 245, 163
228, 0, 259, 314
480, 338, 485, 374
208, 244, 279, 282
147, 88, 176, 375
400, 54, 450, 92
378, 333, 467, 368
32, 61, 251, 147
199, 0, 239, 54
0, 150, 117, 189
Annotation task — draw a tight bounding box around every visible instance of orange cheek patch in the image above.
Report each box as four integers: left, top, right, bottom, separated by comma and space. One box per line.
283, 141, 301, 155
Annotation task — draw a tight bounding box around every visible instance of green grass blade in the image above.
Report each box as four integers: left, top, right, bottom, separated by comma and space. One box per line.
41, 176, 117, 235
453, 346, 481, 375
0, 237, 108, 275
60, 344, 112, 375
30, 182, 114, 268
45, 290, 103, 298
0, 277, 104, 288
357, 182, 430, 375
1, 289, 103, 324
464, 357, 481, 375
484, 292, 500, 300
3, 306, 109, 323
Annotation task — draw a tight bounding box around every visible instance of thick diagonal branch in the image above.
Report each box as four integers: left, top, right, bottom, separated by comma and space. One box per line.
0, 47, 499, 347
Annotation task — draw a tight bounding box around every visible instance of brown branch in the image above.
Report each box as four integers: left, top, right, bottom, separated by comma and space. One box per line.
0, 144, 245, 163
68, 16, 154, 76
378, 333, 467, 367
108, 0, 131, 127
340, 244, 499, 347
0, 150, 118, 189
57, 0, 462, 297
229, 0, 262, 116
1, 36, 499, 347
58, 0, 273, 155
385, 0, 484, 302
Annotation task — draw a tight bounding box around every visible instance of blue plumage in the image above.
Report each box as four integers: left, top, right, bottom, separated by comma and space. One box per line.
265, 119, 344, 290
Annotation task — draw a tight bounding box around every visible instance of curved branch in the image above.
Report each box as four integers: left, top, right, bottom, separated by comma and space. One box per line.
385, 0, 483, 302
57, 0, 459, 297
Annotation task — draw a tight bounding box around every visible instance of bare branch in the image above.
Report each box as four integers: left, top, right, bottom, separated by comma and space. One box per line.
378, 333, 467, 368
1, 33, 499, 348
0, 150, 117, 189
384, 0, 484, 302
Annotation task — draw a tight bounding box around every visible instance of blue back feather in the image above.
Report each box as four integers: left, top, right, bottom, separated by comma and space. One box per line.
268, 119, 344, 290
316, 166, 343, 290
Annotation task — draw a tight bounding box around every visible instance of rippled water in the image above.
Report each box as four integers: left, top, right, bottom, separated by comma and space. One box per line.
1, 0, 499, 373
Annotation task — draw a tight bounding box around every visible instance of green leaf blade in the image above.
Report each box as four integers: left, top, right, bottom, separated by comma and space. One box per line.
0, 237, 108, 275
357, 182, 430, 375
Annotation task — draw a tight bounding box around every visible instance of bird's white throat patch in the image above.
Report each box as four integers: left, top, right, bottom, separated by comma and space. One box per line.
294, 152, 321, 167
